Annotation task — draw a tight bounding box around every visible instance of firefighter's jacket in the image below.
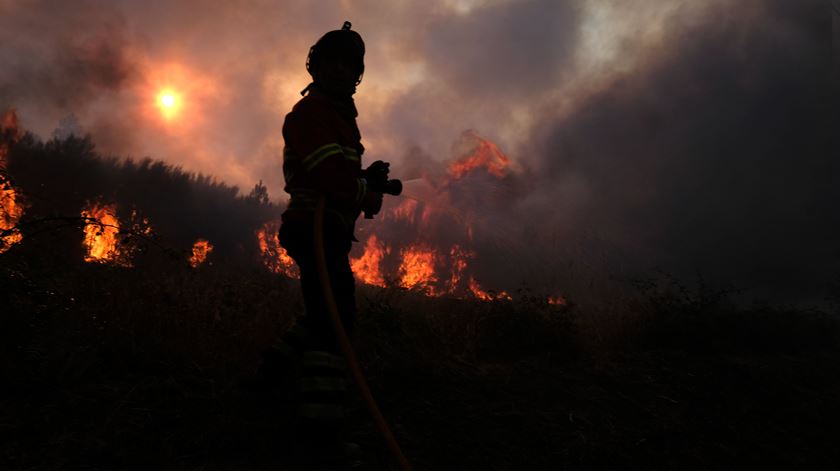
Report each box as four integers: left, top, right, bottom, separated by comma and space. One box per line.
281, 88, 369, 240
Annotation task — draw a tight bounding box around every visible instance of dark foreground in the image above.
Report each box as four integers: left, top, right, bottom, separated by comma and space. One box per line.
2, 260, 838, 470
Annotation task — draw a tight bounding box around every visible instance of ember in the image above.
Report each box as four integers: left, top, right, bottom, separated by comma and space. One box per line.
548, 295, 567, 306
189, 239, 213, 267
469, 277, 512, 302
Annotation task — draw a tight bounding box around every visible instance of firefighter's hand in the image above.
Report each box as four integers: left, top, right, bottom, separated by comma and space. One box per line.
361, 190, 383, 217
363, 160, 390, 183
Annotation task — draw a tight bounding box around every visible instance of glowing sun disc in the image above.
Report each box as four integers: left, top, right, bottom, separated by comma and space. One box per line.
156, 89, 180, 119
160, 93, 175, 107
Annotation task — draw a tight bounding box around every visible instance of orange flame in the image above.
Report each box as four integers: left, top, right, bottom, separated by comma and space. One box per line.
0, 109, 23, 254
0, 170, 23, 254
398, 244, 438, 294
448, 134, 511, 179
351, 234, 389, 287
469, 276, 512, 302
388, 198, 418, 224
547, 295, 567, 306
0, 187, 23, 252
256, 221, 299, 278
189, 238, 213, 267
1, 109, 20, 143
81, 202, 128, 265
446, 246, 473, 294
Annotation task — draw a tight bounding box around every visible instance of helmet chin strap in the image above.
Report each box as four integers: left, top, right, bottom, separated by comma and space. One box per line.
302, 67, 360, 98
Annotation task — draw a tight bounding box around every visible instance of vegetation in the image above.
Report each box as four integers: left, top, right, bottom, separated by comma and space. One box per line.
1, 133, 838, 470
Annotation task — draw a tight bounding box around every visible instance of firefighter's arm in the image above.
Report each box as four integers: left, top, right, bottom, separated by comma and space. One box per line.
308, 152, 381, 212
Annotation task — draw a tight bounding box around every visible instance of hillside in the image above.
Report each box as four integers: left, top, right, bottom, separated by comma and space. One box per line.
1, 128, 838, 470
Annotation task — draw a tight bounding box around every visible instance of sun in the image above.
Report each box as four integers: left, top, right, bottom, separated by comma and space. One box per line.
156, 89, 180, 119
160, 93, 175, 108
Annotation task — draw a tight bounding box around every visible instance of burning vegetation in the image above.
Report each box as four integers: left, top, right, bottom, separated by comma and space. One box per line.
80, 203, 153, 267
340, 130, 552, 303
0, 173, 24, 254
448, 129, 511, 179
397, 244, 439, 294
0, 118, 563, 305
189, 239, 213, 268
0, 110, 23, 254
256, 221, 299, 279
81, 202, 127, 266
350, 234, 389, 287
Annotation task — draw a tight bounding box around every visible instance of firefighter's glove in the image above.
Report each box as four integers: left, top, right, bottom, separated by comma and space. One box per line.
361, 190, 383, 217
363, 160, 390, 185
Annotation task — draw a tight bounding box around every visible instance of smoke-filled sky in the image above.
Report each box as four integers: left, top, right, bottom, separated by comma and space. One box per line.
1, 0, 836, 303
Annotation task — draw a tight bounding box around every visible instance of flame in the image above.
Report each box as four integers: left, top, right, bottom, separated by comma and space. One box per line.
1, 109, 19, 142
388, 198, 418, 224
398, 244, 438, 294
351, 234, 389, 287
446, 246, 473, 294
420, 204, 435, 226
0, 181, 23, 252
189, 238, 213, 267
469, 277, 512, 302
547, 295, 567, 306
81, 202, 128, 265
448, 133, 511, 179
256, 221, 299, 278
0, 109, 23, 254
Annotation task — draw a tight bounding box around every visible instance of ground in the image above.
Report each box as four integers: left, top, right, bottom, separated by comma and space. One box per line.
1, 259, 838, 470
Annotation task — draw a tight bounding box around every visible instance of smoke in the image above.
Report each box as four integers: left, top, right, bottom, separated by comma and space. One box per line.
485, 0, 835, 302
375, 0, 836, 303
0, 1, 133, 124
0, 0, 835, 303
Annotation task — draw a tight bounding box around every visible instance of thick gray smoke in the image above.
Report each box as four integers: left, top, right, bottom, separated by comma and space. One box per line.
0, 0, 835, 304
518, 0, 836, 303
374, 0, 836, 304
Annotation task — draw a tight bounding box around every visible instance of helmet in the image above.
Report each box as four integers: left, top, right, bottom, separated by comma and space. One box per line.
306, 21, 365, 86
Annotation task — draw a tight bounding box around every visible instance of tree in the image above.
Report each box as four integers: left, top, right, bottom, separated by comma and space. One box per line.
247, 179, 270, 205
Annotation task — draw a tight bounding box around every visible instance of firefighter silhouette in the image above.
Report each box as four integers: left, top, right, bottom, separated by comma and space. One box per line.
270, 21, 393, 469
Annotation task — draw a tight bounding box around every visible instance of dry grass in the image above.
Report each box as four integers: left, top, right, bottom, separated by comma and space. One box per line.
2, 235, 839, 470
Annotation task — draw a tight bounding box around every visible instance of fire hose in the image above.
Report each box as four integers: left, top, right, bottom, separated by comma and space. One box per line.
313, 196, 413, 471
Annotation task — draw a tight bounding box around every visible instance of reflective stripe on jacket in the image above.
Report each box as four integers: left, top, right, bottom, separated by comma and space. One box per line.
281, 89, 367, 238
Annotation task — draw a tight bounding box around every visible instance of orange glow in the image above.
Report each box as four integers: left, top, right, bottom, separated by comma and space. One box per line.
469, 277, 512, 302
0, 181, 23, 253
548, 295, 567, 306
140, 62, 220, 130
256, 221, 299, 278
388, 198, 418, 224
446, 245, 473, 294
156, 89, 181, 119
351, 234, 389, 287
0, 110, 23, 254
449, 134, 511, 179
398, 244, 438, 294
420, 203, 435, 226
189, 238, 213, 267
81, 202, 128, 266
1, 109, 18, 137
